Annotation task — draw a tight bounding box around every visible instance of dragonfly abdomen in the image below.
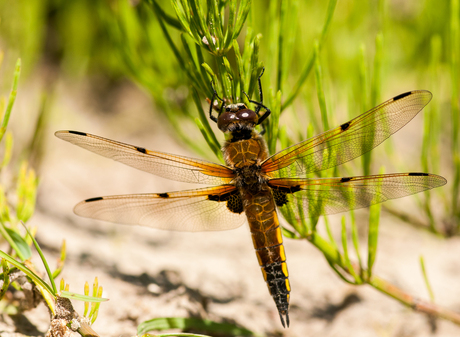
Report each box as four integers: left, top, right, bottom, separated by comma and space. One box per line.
241, 186, 291, 327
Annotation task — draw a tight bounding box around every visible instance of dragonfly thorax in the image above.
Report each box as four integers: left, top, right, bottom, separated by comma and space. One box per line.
234, 165, 266, 189
217, 103, 258, 136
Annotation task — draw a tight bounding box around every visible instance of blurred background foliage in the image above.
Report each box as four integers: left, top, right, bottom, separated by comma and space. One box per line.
0, 1, 458, 235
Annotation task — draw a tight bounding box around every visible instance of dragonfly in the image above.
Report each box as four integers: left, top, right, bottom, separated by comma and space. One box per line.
56, 71, 446, 328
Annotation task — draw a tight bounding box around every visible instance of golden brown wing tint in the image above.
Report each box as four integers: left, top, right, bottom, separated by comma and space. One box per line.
55, 131, 235, 185
74, 185, 246, 231
268, 173, 446, 220
262, 91, 432, 178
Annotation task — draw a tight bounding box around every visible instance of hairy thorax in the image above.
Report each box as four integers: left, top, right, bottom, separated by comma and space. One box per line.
223, 131, 269, 189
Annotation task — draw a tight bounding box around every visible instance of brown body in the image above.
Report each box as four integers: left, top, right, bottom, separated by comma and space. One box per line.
223, 132, 290, 321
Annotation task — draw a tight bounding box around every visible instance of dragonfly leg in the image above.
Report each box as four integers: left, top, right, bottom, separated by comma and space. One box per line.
242, 68, 272, 125
209, 81, 225, 123
243, 90, 272, 126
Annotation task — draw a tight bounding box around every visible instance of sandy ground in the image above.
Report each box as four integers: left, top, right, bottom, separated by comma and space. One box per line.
2, 77, 460, 337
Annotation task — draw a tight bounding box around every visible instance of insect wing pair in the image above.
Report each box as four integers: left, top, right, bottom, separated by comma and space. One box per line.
56, 89, 447, 327
56, 91, 446, 228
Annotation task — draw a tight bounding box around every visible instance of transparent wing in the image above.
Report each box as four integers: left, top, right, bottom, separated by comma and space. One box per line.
74, 185, 247, 232
55, 130, 234, 185
262, 91, 432, 177
268, 173, 446, 220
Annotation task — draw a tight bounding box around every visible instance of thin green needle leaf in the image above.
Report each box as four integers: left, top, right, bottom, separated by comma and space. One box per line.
341, 217, 360, 283
281, 226, 297, 239
325, 257, 356, 285
368, 200, 382, 277
420, 256, 435, 302
138, 317, 254, 336
232, 0, 252, 41
60, 290, 108, 303
350, 211, 363, 274
191, 89, 220, 151
223, 0, 237, 49
359, 44, 371, 176
146, 334, 212, 337
276, 0, 287, 92
324, 216, 338, 251
20, 221, 57, 294
1, 132, 13, 169
151, 2, 187, 73
153, 0, 183, 30
0, 250, 55, 296
314, 42, 329, 131
267, 90, 281, 154
194, 118, 222, 161
0, 59, 21, 143
181, 35, 208, 94
52, 240, 66, 279
371, 33, 383, 107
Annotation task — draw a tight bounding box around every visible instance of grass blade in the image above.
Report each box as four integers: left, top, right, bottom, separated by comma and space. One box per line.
420, 256, 435, 302
137, 317, 254, 336
0, 59, 21, 143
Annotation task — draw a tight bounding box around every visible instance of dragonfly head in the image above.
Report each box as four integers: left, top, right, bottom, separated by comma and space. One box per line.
217, 103, 258, 133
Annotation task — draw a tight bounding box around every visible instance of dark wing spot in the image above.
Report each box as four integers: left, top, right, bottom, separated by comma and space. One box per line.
136, 147, 147, 154
227, 193, 244, 214
393, 92, 412, 101
270, 183, 301, 207
408, 172, 429, 176
157, 193, 169, 198
85, 197, 103, 202
69, 130, 87, 136
340, 122, 351, 131
207, 190, 243, 214
207, 194, 219, 201
273, 190, 289, 207
268, 182, 302, 194
340, 177, 352, 183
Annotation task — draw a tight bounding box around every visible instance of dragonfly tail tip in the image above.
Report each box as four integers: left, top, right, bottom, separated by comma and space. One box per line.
279, 311, 290, 328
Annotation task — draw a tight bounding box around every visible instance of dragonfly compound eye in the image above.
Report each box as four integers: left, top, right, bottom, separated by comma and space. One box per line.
217, 108, 258, 132
235, 109, 257, 123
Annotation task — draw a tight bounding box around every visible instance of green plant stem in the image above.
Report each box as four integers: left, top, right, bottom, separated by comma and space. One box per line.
369, 276, 460, 324
420, 256, 435, 302
305, 233, 460, 324
21, 221, 57, 294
